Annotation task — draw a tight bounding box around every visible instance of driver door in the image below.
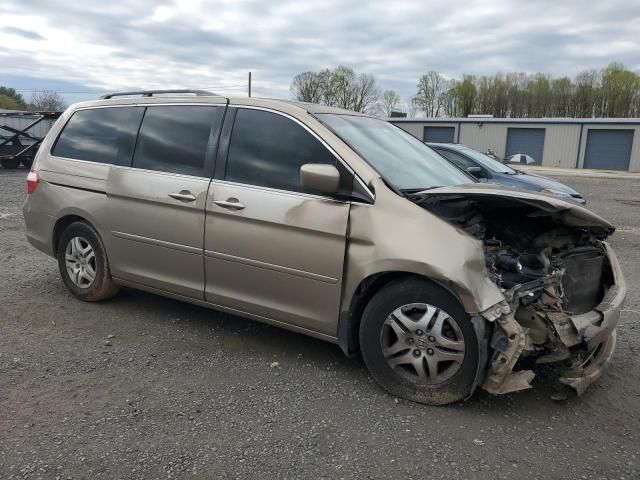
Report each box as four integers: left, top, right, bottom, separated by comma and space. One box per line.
204, 107, 350, 335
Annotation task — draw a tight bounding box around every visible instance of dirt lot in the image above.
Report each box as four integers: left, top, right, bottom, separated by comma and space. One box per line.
1, 168, 639, 479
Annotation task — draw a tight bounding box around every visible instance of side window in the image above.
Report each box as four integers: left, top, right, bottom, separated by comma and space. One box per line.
437, 149, 476, 171
132, 106, 224, 177
52, 107, 143, 166
225, 109, 336, 194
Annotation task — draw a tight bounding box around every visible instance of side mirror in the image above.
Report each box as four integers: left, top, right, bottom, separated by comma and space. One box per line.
466, 166, 486, 178
300, 164, 340, 194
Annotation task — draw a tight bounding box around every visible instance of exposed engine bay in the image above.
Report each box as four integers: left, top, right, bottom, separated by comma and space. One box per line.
411, 189, 623, 396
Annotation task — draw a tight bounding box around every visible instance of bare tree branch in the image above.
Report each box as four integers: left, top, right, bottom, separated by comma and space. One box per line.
28, 90, 66, 111
379, 90, 401, 117
290, 72, 324, 103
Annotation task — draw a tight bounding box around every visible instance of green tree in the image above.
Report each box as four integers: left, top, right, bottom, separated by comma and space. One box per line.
526, 74, 552, 117
0, 87, 27, 109
321, 65, 355, 109
505, 73, 527, 117
574, 70, 599, 118
414, 71, 447, 117
441, 79, 459, 117
452, 75, 477, 117
550, 77, 573, 117
476, 76, 492, 115
600, 63, 640, 117
492, 74, 510, 117
290, 66, 380, 113
0, 94, 20, 109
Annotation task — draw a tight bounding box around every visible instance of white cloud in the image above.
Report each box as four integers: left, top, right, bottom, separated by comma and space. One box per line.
1, 0, 639, 104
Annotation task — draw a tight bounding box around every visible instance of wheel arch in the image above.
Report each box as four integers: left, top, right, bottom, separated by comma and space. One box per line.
338, 271, 464, 357
52, 213, 101, 256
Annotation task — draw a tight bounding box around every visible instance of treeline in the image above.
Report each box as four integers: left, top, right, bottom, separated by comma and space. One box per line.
417, 63, 640, 118
291, 63, 640, 118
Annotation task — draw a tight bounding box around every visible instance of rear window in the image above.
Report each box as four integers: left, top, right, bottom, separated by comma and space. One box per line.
52, 107, 142, 166
132, 106, 223, 177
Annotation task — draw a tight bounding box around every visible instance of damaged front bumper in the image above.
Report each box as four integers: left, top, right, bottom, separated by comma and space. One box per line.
480, 242, 626, 396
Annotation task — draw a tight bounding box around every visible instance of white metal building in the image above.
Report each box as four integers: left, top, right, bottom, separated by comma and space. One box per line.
390, 117, 640, 172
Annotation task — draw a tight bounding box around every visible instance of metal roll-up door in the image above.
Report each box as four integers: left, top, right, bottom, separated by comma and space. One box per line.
584, 129, 633, 171
423, 126, 455, 143
505, 128, 545, 164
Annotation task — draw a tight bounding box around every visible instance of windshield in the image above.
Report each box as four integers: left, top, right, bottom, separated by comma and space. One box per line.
454, 145, 517, 174
317, 114, 473, 190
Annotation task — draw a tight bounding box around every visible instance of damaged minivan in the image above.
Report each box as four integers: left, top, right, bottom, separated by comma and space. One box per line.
23, 92, 626, 404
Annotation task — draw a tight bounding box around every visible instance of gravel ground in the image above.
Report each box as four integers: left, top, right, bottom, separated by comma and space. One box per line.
1, 168, 639, 479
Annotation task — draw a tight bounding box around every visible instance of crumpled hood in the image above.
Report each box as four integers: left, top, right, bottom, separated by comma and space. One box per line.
417, 183, 614, 233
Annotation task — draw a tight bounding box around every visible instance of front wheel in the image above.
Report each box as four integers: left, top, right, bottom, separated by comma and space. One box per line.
359, 278, 481, 405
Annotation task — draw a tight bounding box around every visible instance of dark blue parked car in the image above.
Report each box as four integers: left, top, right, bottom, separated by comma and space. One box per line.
428, 143, 586, 204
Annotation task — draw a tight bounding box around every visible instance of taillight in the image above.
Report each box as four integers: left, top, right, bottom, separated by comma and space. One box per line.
26, 170, 40, 194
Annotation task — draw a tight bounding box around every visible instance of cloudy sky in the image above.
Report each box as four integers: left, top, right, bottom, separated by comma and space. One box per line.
1, 0, 639, 105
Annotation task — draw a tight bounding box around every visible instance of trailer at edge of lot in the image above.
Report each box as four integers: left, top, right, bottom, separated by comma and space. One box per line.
0, 111, 62, 169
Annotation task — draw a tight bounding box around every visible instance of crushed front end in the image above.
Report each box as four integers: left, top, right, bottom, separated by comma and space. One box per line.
412, 185, 627, 396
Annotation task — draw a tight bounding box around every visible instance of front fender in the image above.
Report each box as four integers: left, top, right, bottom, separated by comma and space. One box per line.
342, 178, 504, 316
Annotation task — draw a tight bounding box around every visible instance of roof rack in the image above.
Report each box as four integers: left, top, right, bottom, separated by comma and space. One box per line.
100, 89, 215, 99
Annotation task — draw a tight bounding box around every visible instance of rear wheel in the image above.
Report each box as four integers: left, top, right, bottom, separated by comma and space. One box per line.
359, 278, 480, 405
57, 222, 119, 301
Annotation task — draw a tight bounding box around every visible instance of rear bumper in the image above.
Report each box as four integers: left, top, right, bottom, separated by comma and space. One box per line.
23, 199, 55, 257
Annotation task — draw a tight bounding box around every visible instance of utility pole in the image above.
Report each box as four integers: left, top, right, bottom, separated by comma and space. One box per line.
248, 72, 252, 97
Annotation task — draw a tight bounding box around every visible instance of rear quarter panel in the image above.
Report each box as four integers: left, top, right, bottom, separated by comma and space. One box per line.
24, 106, 112, 256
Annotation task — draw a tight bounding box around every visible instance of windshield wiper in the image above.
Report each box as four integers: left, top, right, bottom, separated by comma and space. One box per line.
400, 186, 444, 194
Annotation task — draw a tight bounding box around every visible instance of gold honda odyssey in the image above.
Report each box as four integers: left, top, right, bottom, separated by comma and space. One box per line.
23, 90, 626, 404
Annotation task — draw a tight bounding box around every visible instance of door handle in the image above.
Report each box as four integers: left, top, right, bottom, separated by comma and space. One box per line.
169, 191, 196, 202
213, 198, 245, 210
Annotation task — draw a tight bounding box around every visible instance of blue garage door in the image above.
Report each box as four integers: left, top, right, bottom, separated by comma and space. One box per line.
584, 129, 633, 171
505, 128, 545, 164
423, 126, 455, 143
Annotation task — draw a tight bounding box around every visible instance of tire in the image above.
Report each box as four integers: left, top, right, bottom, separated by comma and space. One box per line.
56, 222, 120, 301
359, 278, 480, 405
1, 158, 21, 169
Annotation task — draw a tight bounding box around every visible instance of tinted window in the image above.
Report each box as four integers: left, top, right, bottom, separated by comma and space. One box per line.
132, 106, 223, 177
226, 109, 336, 193
436, 149, 477, 171
455, 146, 516, 174
52, 107, 142, 165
